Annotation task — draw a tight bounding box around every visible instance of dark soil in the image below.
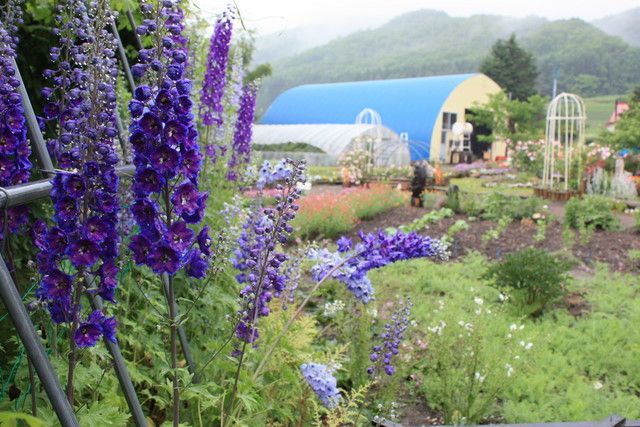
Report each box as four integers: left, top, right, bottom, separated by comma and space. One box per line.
348, 205, 640, 273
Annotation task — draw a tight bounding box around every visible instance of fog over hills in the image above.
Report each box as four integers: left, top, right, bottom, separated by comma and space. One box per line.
254, 8, 640, 114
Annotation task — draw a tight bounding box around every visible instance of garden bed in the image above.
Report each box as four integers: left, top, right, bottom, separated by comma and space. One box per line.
344, 207, 640, 272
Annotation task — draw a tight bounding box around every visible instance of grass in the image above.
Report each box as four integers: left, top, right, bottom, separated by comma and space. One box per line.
368, 254, 640, 422
450, 176, 535, 197
584, 94, 625, 141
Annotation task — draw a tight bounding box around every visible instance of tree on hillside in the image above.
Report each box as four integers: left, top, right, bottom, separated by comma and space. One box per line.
480, 34, 539, 101
468, 92, 547, 143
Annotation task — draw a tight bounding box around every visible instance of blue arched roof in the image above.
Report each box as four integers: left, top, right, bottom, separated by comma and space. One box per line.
260, 74, 479, 160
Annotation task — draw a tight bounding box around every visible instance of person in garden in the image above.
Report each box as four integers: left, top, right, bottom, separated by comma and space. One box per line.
410, 161, 428, 206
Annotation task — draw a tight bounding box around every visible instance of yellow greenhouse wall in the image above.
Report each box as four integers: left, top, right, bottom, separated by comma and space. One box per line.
429, 74, 502, 163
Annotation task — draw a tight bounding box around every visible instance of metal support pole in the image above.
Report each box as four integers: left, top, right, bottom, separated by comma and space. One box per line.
0, 165, 134, 209
9, 56, 55, 175
90, 295, 147, 426
110, 20, 136, 94
115, 112, 129, 163
162, 273, 198, 382
125, 10, 144, 51
0, 255, 79, 427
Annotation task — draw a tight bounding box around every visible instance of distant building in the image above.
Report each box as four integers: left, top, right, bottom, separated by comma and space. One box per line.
260, 73, 502, 163
606, 100, 629, 132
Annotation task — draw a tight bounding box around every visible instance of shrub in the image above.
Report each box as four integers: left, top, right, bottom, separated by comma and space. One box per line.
484, 248, 571, 316
564, 195, 620, 231
419, 295, 531, 424
482, 193, 543, 221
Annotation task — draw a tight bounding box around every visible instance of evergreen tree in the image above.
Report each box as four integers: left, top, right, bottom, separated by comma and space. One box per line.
480, 34, 539, 101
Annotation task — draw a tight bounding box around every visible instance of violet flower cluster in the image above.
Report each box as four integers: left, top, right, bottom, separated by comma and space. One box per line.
227, 83, 256, 181
232, 159, 305, 344
128, 0, 210, 277
35, 0, 120, 348
300, 363, 341, 409
0, 17, 31, 240
1, 0, 24, 46
368, 298, 412, 377
309, 231, 448, 303
199, 12, 233, 161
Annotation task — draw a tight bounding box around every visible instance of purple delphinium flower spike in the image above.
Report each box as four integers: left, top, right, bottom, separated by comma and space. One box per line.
368, 298, 412, 377
1, 0, 24, 48
300, 363, 341, 409
232, 159, 306, 344
309, 230, 448, 303
227, 83, 256, 181
35, 0, 120, 348
128, 1, 210, 277
200, 12, 233, 162
0, 12, 32, 241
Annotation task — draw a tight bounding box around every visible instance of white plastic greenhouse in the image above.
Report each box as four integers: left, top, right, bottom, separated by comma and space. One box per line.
252, 124, 411, 166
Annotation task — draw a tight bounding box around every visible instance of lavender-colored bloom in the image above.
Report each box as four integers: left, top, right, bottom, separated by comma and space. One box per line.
232, 159, 306, 344
200, 13, 232, 128
336, 236, 352, 252
300, 363, 341, 409
309, 230, 448, 303
35, 0, 121, 348
227, 83, 256, 180
368, 298, 412, 377
128, 0, 210, 278
0, 15, 32, 240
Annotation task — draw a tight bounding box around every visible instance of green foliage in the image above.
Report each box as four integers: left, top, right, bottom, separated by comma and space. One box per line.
399, 208, 454, 233
484, 249, 570, 316
366, 254, 640, 423
480, 34, 538, 100
600, 89, 640, 151
0, 412, 46, 426
482, 193, 544, 222
468, 92, 547, 144
253, 142, 324, 153
421, 192, 438, 209
565, 196, 621, 233
481, 216, 512, 242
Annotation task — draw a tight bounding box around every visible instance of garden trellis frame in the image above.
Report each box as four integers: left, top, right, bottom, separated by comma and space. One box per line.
0, 9, 200, 426
541, 93, 586, 191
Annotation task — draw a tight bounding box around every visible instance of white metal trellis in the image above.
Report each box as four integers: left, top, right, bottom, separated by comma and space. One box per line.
541, 93, 587, 191
355, 108, 383, 169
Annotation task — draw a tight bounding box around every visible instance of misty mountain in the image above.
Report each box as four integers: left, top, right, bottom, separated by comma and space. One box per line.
253, 14, 392, 64
592, 7, 640, 47
256, 10, 640, 113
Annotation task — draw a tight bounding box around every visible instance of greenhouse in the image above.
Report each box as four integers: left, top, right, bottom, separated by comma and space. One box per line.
261, 73, 502, 162
253, 123, 411, 166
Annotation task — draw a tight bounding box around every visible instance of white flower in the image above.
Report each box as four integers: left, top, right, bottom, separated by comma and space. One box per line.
323, 300, 345, 317
474, 297, 484, 306
593, 381, 603, 390
499, 293, 507, 302
474, 372, 486, 383
505, 363, 514, 377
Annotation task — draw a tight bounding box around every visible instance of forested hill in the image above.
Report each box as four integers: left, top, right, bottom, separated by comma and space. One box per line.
257, 10, 640, 112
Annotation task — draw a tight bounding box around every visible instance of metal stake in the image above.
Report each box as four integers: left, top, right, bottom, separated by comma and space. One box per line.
9, 56, 55, 175
90, 295, 147, 426
0, 255, 79, 427
162, 273, 198, 382
110, 20, 136, 94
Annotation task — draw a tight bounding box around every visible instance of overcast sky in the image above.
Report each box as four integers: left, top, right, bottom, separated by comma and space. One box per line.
192, 0, 639, 35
